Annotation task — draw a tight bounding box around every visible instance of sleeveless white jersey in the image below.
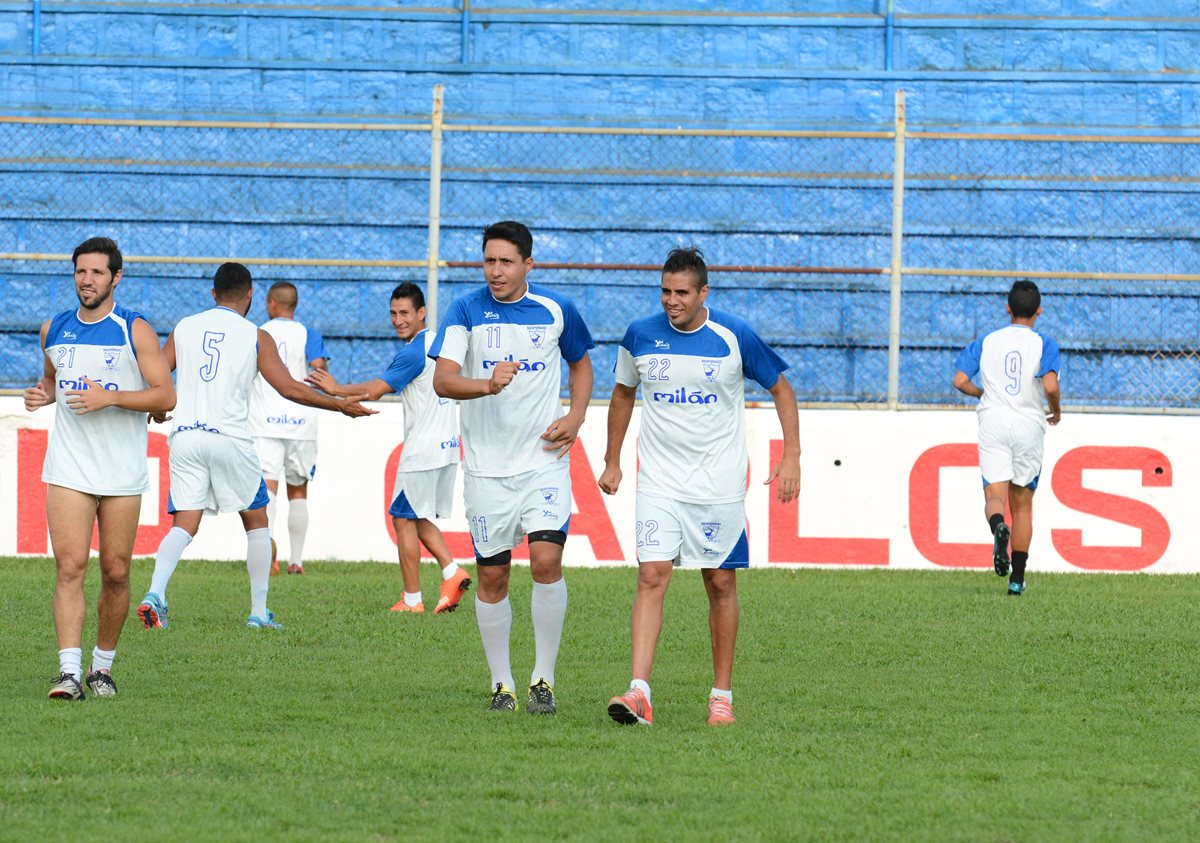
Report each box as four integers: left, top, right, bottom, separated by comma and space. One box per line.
430, 283, 594, 477
249, 317, 328, 441
955, 324, 1061, 423
614, 308, 788, 505
381, 329, 460, 472
171, 306, 260, 443
42, 304, 151, 495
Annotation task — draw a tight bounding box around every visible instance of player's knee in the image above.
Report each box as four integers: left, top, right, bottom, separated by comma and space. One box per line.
475, 549, 512, 567
527, 529, 566, 547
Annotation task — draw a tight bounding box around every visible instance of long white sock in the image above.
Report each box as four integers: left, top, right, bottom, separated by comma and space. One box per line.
246, 527, 272, 618
91, 646, 115, 673
475, 595, 515, 691
59, 647, 82, 681
266, 491, 277, 534
149, 526, 193, 599
288, 499, 308, 566
530, 577, 567, 688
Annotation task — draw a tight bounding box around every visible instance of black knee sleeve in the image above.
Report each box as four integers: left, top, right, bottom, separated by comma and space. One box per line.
475, 549, 512, 567
527, 529, 566, 547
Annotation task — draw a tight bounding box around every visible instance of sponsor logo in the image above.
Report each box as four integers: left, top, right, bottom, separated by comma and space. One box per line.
483, 310, 500, 320
540, 487, 559, 505
650, 388, 718, 405
482, 354, 547, 372
439, 436, 460, 450
62, 330, 77, 340
702, 521, 722, 542
654, 339, 670, 349
175, 421, 221, 433
58, 377, 119, 391
528, 327, 547, 349
438, 396, 450, 406
102, 348, 122, 370
267, 415, 307, 427
702, 359, 722, 383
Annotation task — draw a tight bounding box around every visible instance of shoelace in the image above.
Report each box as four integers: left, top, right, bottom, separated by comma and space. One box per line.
709, 697, 733, 717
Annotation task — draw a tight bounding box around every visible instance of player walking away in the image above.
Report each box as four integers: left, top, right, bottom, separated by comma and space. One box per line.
249, 281, 330, 576
599, 247, 800, 727
430, 220, 595, 716
953, 279, 1061, 596
307, 282, 470, 614
136, 263, 374, 632
25, 237, 176, 700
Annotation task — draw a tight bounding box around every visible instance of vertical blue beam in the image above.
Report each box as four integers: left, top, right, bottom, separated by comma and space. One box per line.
460, 0, 471, 64
32, 0, 42, 57
884, 0, 894, 71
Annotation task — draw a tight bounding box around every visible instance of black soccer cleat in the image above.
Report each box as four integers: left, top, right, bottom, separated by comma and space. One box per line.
992, 523, 1011, 578
526, 679, 557, 715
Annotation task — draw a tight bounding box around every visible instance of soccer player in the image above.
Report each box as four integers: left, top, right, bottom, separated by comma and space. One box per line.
430, 220, 595, 715
599, 246, 800, 727
307, 281, 470, 614
25, 236, 176, 700
136, 263, 374, 631
953, 279, 1061, 596
249, 281, 329, 575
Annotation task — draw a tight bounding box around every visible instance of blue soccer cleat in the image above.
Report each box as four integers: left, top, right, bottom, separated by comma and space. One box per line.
246, 610, 285, 629
137, 592, 169, 629
1007, 581, 1024, 597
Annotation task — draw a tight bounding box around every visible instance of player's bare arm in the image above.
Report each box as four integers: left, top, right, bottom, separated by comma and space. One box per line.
952, 370, 983, 398
597, 382, 636, 496
542, 353, 593, 459
1043, 369, 1062, 425
307, 369, 393, 401
63, 318, 176, 416
257, 330, 376, 418
432, 356, 517, 400
763, 374, 801, 504
24, 321, 56, 411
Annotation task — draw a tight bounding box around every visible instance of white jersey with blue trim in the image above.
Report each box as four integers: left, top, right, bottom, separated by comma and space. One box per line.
430, 283, 594, 477
614, 308, 788, 505
171, 306, 260, 443
42, 305, 150, 495
249, 317, 328, 441
382, 329, 460, 472
955, 324, 1061, 422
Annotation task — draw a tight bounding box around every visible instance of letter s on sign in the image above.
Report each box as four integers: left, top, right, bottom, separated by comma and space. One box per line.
1051, 446, 1171, 571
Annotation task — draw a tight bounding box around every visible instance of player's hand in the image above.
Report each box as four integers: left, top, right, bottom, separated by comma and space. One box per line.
541, 412, 583, 459
1046, 408, 1061, 426
306, 368, 338, 393
23, 382, 51, 411
148, 410, 172, 425
64, 377, 115, 414
764, 456, 801, 504
339, 395, 378, 418
598, 464, 622, 495
487, 361, 518, 395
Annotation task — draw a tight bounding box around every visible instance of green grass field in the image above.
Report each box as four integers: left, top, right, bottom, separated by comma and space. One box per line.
2, 557, 1198, 842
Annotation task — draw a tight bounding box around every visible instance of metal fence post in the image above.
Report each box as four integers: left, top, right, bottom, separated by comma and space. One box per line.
427, 84, 445, 329
887, 89, 906, 409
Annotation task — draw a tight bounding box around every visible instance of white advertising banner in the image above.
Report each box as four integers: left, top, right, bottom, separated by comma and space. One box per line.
0, 396, 1192, 573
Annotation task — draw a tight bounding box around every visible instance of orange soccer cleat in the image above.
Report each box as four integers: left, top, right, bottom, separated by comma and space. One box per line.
607, 687, 653, 726
434, 568, 472, 615
390, 599, 425, 613
707, 696, 736, 726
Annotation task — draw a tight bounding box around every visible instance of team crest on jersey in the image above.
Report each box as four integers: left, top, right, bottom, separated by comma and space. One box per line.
540, 487, 559, 505
102, 347, 122, 370
701, 359, 721, 382
701, 521, 722, 542
527, 327, 547, 349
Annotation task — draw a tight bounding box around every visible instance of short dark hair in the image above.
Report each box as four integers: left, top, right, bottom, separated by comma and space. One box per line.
72, 236, 122, 275
483, 220, 533, 260
213, 262, 253, 298
391, 281, 425, 311
267, 281, 298, 309
1008, 279, 1041, 318
662, 246, 708, 291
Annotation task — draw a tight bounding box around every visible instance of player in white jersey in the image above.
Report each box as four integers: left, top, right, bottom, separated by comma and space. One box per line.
599, 247, 800, 727
250, 281, 329, 575
308, 281, 470, 614
24, 237, 176, 700
954, 279, 1061, 597
430, 220, 595, 716
136, 263, 374, 632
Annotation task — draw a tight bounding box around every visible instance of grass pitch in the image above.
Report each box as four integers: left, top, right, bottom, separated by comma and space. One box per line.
2, 558, 1198, 842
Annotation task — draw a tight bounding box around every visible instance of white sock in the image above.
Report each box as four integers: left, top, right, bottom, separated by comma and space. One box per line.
441, 560, 460, 580
530, 577, 567, 688
711, 687, 733, 704
91, 646, 115, 673
288, 499, 308, 566
246, 527, 272, 618
59, 647, 82, 681
149, 526, 193, 599
631, 678, 652, 705
475, 595, 515, 691
404, 591, 423, 607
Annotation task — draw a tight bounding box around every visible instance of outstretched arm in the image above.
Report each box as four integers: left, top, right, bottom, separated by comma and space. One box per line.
258, 330, 376, 418
306, 368, 394, 401
597, 383, 636, 495
763, 374, 800, 504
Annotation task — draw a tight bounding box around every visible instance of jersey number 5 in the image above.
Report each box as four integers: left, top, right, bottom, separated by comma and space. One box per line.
200, 331, 226, 382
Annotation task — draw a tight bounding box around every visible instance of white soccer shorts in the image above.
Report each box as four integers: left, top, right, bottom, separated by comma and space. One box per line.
634, 492, 749, 569
463, 460, 572, 558
977, 409, 1046, 489
254, 436, 318, 486
169, 429, 266, 514
389, 463, 457, 521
